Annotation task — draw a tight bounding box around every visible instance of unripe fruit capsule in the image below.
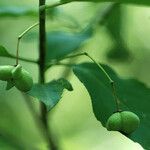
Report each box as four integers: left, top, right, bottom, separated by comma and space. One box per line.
0, 65, 14, 81
12, 64, 33, 92
121, 111, 140, 134
106, 112, 122, 131
106, 111, 140, 135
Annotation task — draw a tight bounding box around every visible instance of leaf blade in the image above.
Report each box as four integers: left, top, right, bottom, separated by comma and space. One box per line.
73, 62, 150, 149
27, 78, 73, 110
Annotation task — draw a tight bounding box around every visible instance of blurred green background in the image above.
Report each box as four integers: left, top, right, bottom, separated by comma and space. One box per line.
0, 0, 150, 149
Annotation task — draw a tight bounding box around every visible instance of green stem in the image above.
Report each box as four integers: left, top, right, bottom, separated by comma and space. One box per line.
46, 62, 75, 69
16, 38, 20, 65
50, 52, 120, 111
18, 22, 39, 39
22, 93, 54, 146
111, 82, 120, 112
39, 0, 58, 149
16, 22, 39, 65
55, 52, 113, 82
85, 52, 113, 83
40, 1, 69, 11
9, 55, 38, 64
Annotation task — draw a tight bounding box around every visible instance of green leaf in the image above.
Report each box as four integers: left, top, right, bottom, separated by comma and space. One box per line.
0, 45, 12, 57
73, 63, 115, 124
46, 28, 93, 64
61, 0, 150, 6
27, 78, 73, 110
73, 62, 150, 150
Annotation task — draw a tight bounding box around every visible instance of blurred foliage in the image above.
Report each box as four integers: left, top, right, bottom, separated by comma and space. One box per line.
0, 0, 150, 150
0, 6, 37, 17
0, 45, 12, 57
60, 0, 150, 6
46, 27, 93, 63
104, 4, 131, 62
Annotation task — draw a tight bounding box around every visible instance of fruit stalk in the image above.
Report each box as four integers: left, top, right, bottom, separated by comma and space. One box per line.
16, 22, 39, 65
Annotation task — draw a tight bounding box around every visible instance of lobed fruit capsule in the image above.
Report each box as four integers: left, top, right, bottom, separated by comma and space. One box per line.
0, 65, 14, 81
12, 64, 33, 92
106, 111, 140, 135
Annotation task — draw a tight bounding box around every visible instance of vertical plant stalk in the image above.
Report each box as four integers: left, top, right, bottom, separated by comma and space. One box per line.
39, 0, 58, 149
39, 0, 46, 84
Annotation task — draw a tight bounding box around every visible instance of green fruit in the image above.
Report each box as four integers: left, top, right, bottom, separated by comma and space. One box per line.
12, 64, 33, 92
121, 111, 140, 134
106, 112, 122, 131
106, 111, 140, 135
0, 65, 14, 81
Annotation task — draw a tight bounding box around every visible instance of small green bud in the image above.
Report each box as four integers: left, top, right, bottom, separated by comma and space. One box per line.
106, 111, 140, 135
